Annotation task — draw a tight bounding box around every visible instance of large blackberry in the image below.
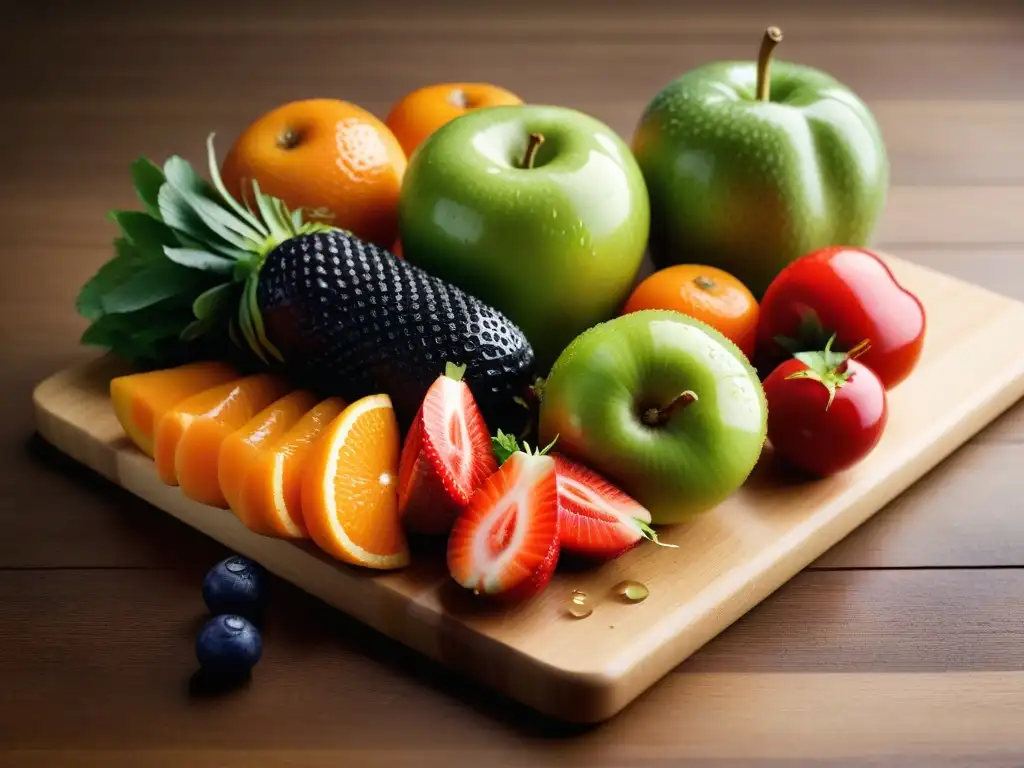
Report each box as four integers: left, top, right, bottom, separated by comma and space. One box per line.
257, 230, 536, 431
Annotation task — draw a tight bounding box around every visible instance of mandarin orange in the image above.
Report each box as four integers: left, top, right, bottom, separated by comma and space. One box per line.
385, 83, 523, 157
621, 265, 759, 359
221, 99, 407, 248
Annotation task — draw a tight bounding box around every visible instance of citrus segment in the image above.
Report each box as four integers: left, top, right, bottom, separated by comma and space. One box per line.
300, 394, 409, 569
237, 397, 347, 539
218, 390, 319, 522
110, 361, 239, 457
153, 374, 291, 506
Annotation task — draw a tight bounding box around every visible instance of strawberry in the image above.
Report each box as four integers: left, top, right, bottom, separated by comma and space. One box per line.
552, 454, 670, 559
447, 438, 560, 602
398, 363, 498, 535
492, 431, 674, 561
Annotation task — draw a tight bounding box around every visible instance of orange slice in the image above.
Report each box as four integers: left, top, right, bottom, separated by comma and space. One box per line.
110, 361, 238, 457
237, 397, 347, 539
153, 373, 291, 507
300, 394, 410, 569
218, 389, 319, 518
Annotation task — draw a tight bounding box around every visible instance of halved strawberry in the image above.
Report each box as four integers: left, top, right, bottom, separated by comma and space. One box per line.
553, 454, 660, 560
447, 444, 560, 602
398, 363, 498, 535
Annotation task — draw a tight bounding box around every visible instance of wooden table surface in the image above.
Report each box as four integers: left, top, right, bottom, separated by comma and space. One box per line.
4, 1, 1024, 765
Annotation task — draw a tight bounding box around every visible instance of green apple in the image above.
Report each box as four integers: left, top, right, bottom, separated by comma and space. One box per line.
537, 310, 766, 524
632, 27, 889, 298
398, 104, 650, 371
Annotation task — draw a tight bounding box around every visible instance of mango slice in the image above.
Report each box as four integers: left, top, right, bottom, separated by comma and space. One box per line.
218, 389, 319, 527
110, 362, 239, 458
154, 373, 291, 508
237, 397, 347, 539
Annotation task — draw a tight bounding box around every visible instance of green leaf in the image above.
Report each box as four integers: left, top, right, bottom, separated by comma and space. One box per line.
158, 184, 255, 259
290, 208, 305, 231
192, 283, 236, 320
164, 155, 264, 246
205, 133, 268, 239
244, 273, 283, 362
492, 430, 521, 465
75, 242, 145, 321
100, 259, 210, 316
109, 210, 179, 254
131, 157, 167, 218
253, 180, 293, 245
163, 246, 236, 275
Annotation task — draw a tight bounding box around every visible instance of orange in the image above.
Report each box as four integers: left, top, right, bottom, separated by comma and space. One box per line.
622, 265, 760, 359
300, 394, 410, 570
237, 397, 347, 539
221, 99, 407, 248
385, 83, 523, 158
153, 373, 291, 507
218, 389, 319, 519
110, 361, 239, 457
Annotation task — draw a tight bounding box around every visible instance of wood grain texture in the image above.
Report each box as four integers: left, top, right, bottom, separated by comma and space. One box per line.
5, 0, 1024, 761
31, 255, 1024, 723
4, 568, 1024, 760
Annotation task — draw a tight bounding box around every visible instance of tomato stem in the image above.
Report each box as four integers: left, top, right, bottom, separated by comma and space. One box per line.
642, 390, 699, 427
521, 133, 545, 169
756, 26, 783, 102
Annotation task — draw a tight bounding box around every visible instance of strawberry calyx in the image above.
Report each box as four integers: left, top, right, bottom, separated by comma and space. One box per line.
635, 519, 680, 549
491, 429, 557, 465
784, 333, 871, 410
444, 361, 467, 382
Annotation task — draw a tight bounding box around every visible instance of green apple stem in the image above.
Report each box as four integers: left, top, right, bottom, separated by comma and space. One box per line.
521, 133, 545, 169
756, 26, 784, 102
642, 390, 699, 427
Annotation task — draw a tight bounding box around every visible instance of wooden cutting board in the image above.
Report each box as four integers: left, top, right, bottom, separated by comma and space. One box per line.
32, 254, 1024, 724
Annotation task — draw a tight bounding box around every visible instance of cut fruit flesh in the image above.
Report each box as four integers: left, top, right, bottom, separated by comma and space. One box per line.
218, 389, 319, 522
237, 396, 347, 539
110, 361, 239, 457
153, 373, 291, 507
420, 372, 495, 500
300, 394, 410, 569
398, 371, 497, 535
447, 452, 559, 595
553, 454, 651, 557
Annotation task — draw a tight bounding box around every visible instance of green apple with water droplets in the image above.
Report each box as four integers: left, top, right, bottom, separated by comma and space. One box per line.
632, 26, 889, 298
398, 104, 650, 371
538, 310, 767, 524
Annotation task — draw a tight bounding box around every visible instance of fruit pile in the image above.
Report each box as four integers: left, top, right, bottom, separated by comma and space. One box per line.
78, 27, 927, 603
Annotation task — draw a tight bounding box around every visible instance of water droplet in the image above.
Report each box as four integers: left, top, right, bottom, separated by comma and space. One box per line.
612, 580, 649, 603
551, 209, 559, 219
566, 589, 593, 619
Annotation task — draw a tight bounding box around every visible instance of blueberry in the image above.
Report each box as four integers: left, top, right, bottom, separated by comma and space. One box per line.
202, 556, 267, 621
195, 615, 262, 679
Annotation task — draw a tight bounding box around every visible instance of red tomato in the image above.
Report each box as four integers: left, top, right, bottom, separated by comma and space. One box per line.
763, 349, 888, 478
755, 247, 926, 390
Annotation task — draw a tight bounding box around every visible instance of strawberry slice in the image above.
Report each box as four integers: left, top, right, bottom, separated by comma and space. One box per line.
447, 443, 560, 602
553, 454, 659, 560
398, 363, 498, 535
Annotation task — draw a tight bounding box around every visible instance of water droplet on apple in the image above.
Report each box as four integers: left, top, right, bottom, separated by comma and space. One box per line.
551, 209, 558, 219
612, 580, 649, 603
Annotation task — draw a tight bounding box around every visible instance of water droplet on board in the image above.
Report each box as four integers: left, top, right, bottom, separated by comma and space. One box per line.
612, 580, 649, 603
566, 589, 593, 619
